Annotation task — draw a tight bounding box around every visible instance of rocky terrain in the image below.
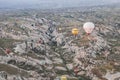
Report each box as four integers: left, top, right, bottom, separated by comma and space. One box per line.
0, 5, 120, 80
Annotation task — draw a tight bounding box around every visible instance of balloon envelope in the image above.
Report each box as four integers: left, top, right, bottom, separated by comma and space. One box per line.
72, 28, 79, 35
61, 76, 67, 80
58, 28, 62, 31
83, 22, 95, 34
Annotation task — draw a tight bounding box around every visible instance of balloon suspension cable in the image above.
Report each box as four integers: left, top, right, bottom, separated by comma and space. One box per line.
74, 34, 77, 39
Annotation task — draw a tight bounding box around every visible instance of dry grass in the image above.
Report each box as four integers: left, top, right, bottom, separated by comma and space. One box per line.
0, 63, 29, 77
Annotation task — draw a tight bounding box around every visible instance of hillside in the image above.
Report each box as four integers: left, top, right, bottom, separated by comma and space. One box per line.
0, 6, 120, 80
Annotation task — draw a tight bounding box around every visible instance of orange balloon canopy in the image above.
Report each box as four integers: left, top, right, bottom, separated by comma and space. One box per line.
72, 28, 79, 35
61, 76, 67, 80
58, 28, 62, 31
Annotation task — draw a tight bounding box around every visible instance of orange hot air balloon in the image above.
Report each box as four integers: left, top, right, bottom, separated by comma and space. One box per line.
61, 75, 67, 80
58, 28, 62, 31
72, 28, 79, 36
83, 22, 95, 35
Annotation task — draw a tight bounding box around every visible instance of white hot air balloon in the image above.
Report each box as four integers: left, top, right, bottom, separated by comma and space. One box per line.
83, 22, 95, 35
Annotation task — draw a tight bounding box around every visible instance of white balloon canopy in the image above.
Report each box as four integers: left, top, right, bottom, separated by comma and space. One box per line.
83, 22, 95, 34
